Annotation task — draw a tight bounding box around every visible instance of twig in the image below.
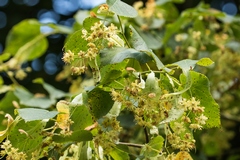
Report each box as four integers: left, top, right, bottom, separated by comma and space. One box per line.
117, 142, 144, 148
117, 15, 131, 48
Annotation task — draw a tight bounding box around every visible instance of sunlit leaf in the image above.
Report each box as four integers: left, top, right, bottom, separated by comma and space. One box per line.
4, 19, 48, 63
100, 60, 127, 85
141, 135, 164, 157
0, 114, 17, 143
8, 120, 46, 158
107, 0, 137, 18
0, 92, 19, 130
70, 104, 93, 131
17, 108, 58, 122
174, 58, 214, 76
109, 146, 130, 160
56, 100, 70, 130
64, 30, 88, 54
83, 17, 100, 32
180, 71, 220, 128
197, 58, 214, 67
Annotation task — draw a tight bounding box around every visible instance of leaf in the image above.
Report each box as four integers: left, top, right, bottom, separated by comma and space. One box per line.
146, 50, 166, 70
100, 60, 127, 85
128, 25, 149, 51
100, 47, 152, 66
64, 29, 88, 54
8, 120, 46, 158
160, 107, 184, 125
83, 17, 100, 32
52, 130, 93, 143
196, 58, 214, 67
56, 100, 70, 130
14, 87, 55, 109
174, 58, 214, 76
141, 135, 164, 157
0, 114, 17, 143
88, 87, 114, 119
109, 146, 130, 160
180, 71, 220, 128
107, 0, 138, 18
33, 78, 67, 100
137, 30, 163, 50
156, 0, 184, 5
70, 105, 93, 131
0, 92, 19, 130
143, 71, 161, 94
17, 108, 58, 122
4, 19, 48, 62
127, 25, 165, 70
174, 59, 198, 76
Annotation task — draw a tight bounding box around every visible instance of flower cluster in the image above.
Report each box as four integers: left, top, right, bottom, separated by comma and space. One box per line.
178, 97, 208, 130
133, 0, 163, 30
93, 116, 122, 154
0, 140, 27, 160
62, 21, 123, 75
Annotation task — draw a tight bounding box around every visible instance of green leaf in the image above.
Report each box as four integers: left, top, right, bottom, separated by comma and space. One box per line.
174, 58, 214, 76
100, 47, 152, 66
100, 61, 128, 85
141, 135, 164, 157
107, 0, 137, 18
17, 108, 58, 122
0, 114, 19, 143
88, 87, 114, 119
64, 30, 88, 54
33, 78, 67, 100
9, 120, 46, 158
197, 58, 214, 67
52, 130, 93, 143
156, 0, 184, 5
4, 19, 48, 62
160, 107, 184, 125
83, 17, 100, 32
109, 146, 130, 160
14, 87, 55, 109
163, 16, 191, 44
143, 71, 161, 96
137, 30, 163, 50
128, 25, 149, 51
0, 92, 18, 130
180, 71, 220, 128
70, 105, 93, 131
0, 53, 11, 62
174, 59, 198, 76
146, 50, 166, 70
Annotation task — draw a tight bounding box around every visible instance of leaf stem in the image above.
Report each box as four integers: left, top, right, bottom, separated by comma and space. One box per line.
117, 15, 131, 48
118, 142, 144, 148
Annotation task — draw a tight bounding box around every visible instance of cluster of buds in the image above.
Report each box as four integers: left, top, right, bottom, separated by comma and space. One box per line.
62, 20, 123, 75
0, 140, 27, 160
93, 116, 122, 154
178, 97, 208, 130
